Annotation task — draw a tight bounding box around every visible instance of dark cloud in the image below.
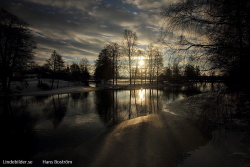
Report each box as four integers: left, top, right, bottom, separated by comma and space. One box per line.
22, 0, 102, 10
90, 4, 141, 26
0, 0, 167, 65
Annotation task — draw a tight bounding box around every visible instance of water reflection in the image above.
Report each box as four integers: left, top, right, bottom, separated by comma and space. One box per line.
94, 89, 166, 126
42, 95, 68, 128
0, 83, 217, 164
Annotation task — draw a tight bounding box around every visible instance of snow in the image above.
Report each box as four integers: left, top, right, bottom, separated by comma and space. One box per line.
7, 79, 97, 96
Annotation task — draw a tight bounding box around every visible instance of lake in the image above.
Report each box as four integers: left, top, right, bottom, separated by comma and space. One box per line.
1, 82, 245, 166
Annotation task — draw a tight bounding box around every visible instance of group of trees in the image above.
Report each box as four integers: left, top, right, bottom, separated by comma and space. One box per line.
0, 8, 91, 92
94, 29, 164, 85
44, 50, 64, 89
165, 64, 201, 82
161, 0, 250, 84
147, 44, 164, 84
94, 43, 120, 85
34, 51, 91, 89
0, 8, 36, 92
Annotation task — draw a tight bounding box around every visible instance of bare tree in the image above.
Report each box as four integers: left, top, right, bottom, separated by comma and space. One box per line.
0, 8, 36, 92
147, 44, 164, 84
154, 48, 164, 84
147, 44, 155, 85
122, 29, 137, 85
106, 43, 120, 85
161, 0, 250, 82
137, 50, 145, 84
79, 57, 90, 86
45, 50, 64, 89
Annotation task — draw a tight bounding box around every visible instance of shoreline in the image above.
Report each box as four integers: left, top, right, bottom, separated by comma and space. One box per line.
1, 86, 99, 96
1, 82, 189, 96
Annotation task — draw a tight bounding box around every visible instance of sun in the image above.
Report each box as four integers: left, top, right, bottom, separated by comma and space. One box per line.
139, 59, 144, 66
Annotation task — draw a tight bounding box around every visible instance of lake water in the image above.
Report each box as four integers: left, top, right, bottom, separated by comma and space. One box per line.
1, 82, 238, 166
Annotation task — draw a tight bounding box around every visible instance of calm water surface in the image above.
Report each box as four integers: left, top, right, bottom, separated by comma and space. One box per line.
0, 83, 221, 165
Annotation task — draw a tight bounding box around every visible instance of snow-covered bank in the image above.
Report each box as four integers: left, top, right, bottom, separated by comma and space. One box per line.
9, 86, 98, 96
71, 93, 250, 167
3, 79, 98, 96
3, 78, 173, 96
72, 112, 210, 167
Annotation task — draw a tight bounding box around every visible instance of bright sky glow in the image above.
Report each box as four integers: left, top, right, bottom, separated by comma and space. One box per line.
139, 59, 144, 67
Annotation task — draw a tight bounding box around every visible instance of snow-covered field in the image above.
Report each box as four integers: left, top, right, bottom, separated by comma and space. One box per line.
8, 78, 96, 96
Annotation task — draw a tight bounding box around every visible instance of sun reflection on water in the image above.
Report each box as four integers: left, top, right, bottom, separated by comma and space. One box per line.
138, 88, 145, 101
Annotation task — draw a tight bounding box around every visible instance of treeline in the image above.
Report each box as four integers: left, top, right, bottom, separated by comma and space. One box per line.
0, 8, 91, 92
31, 50, 91, 90
163, 64, 201, 83
94, 30, 165, 85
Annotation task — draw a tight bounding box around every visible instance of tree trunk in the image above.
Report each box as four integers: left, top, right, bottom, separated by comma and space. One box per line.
129, 55, 132, 85
51, 73, 54, 89
57, 78, 59, 88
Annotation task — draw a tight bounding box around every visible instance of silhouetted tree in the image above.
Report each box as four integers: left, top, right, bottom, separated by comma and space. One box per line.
122, 29, 137, 85
154, 48, 164, 84
45, 50, 64, 89
161, 0, 250, 83
184, 65, 196, 79
165, 66, 172, 81
147, 44, 155, 84
79, 58, 90, 86
172, 61, 181, 82
62, 64, 71, 81
195, 66, 200, 77
106, 43, 120, 85
0, 8, 36, 92
94, 48, 113, 84
147, 44, 164, 84
70, 63, 81, 82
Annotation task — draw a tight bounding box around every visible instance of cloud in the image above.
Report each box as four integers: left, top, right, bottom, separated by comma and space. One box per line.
89, 4, 141, 27
122, 0, 183, 10
0, 0, 182, 66
134, 25, 161, 46
1, 1, 125, 63
22, 0, 102, 10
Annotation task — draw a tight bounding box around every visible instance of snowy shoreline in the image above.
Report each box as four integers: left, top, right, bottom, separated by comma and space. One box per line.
1, 78, 179, 96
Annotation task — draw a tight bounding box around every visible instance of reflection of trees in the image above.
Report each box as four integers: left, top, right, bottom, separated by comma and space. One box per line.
183, 84, 201, 97
31, 95, 50, 104
95, 85, 212, 126
163, 86, 183, 102
95, 89, 163, 126
199, 86, 250, 132
0, 97, 37, 159
43, 95, 68, 128
163, 84, 204, 101
69, 92, 89, 111
79, 92, 90, 114
95, 90, 118, 126
71, 92, 81, 100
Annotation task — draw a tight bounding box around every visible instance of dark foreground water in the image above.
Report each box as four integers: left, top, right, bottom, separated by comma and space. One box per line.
1, 82, 246, 166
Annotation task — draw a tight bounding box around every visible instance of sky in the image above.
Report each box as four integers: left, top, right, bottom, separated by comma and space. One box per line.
0, 0, 183, 66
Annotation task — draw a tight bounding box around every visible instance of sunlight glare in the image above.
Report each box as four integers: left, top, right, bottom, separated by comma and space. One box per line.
138, 89, 145, 101
139, 60, 144, 67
